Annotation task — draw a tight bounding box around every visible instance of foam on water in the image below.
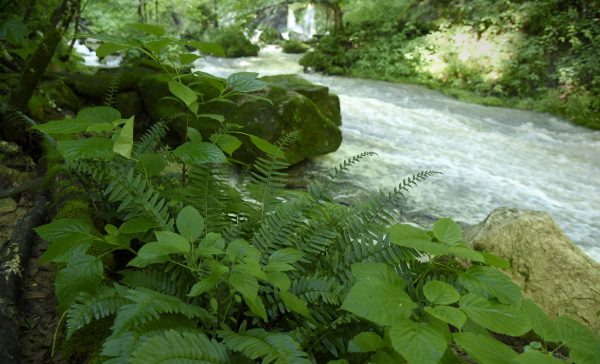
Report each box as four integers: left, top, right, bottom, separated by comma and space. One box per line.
195, 49, 600, 262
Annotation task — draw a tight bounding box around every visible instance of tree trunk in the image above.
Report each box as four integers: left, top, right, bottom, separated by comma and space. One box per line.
330, 2, 344, 34
4, 0, 80, 147
138, 0, 146, 23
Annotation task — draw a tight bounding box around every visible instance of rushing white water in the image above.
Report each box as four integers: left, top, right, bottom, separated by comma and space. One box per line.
199, 47, 600, 262
73, 40, 122, 67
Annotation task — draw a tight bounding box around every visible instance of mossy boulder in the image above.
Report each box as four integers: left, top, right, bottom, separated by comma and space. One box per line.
62, 66, 157, 99
136, 73, 342, 164
211, 28, 260, 58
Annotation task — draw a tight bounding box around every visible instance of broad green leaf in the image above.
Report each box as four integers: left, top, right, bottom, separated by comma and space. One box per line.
32, 119, 112, 134
198, 114, 225, 123
113, 116, 134, 159
36, 219, 95, 263
280, 291, 311, 318
481, 252, 511, 269
341, 277, 416, 326
265, 271, 290, 291
188, 263, 229, 297
351, 262, 404, 286
76, 106, 121, 123
453, 332, 517, 364
155, 231, 190, 252
179, 53, 201, 65
388, 223, 449, 255
119, 217, 157, 234
96, 42, 130, 57
230, 271, 258, 299
225, 239, 250, 262
126, 23, 165, 36
448, 245, 485, 262
248, 135, 282, 156
243, 295, 267, 321
187, 41, 225, 57
268, 248, 303, 265
458, 266, 521, 305
168, 81, 197, 108
58, 138, 114, 161
424, 306, 466, 329
327, 360, 349, 364
348, 332, 384, 353
432, 218, 463, 244
2, 18, 28, 46
210, 134, 241, 156
390, 320, 448, 364
423, 280, 460, 305
187, 127, 202, 142
144, 39, 171, 53
173, 142, 227, 164
514, 351, 564, 364
370, 350, 406, 364
55, 253, 103, 311
459, 293, 531, 336
522, 299, 560, 342
227, 72, 267, 93
197, 233, 225, 256
555, 316, 600, 360
128, 231, 190, 267
176, 206, 204, 242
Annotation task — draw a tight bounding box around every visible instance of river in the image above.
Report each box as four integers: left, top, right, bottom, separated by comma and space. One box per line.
197, 46, 600, 262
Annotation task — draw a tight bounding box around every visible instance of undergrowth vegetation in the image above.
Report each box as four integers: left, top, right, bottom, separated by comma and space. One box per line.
26, 23, 600, 364
300, 0, 600, 129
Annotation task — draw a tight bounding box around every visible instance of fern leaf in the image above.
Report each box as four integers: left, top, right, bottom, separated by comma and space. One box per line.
105, 167, 173, 229
112, 287, 215, 335
104, 68, 123, 107
128, 330, 230, 364
120, 266, 194, 299
134, 121, 169, 156
219, 328, 311, 364
66, 285, 128, 338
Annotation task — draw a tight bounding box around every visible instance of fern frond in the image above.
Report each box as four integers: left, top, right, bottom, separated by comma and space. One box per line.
134, 121, 169, 156
104, 68, 123, 107
66, 285, 128, 338
120, 266, 194, 299
219, 328, 311, 364
111, 287, 215, 335
184, 163, 243, 233
128, 330, 230, 364
102, 316, 198, 364
105, 167, 173, 229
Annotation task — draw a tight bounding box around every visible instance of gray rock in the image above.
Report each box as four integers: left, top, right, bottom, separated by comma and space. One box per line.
465, 207, 600, 334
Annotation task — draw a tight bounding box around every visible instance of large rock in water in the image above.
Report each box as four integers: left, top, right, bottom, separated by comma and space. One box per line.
465, 207, 600, 334
137, 73, 342, 164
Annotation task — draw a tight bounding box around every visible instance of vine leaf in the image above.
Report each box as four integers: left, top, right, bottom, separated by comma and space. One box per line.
348, 332, 384, 353
459, 293, 531, 336
454, 332, 518, 364
423, 280, 460, 305
389, 319, 449, 364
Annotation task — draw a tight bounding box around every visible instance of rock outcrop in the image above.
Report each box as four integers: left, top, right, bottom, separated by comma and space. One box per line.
465, 207, 600, 334
138, 73, 342, 164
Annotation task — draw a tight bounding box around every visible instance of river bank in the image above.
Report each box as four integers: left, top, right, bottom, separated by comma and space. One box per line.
198, 46, 600, 263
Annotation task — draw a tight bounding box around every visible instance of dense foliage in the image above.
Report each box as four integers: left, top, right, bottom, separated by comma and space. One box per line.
25, 24, 600, 364
301, 0, 600, 129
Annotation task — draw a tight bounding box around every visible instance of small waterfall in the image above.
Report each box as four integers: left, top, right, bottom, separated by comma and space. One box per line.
285, 3, 316, 40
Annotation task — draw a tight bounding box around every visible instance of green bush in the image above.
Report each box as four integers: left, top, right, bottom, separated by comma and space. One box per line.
281, 39, 309, 54
211, 27, 259, 58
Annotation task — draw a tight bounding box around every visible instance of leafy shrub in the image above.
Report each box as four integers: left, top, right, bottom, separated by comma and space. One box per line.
281, 39, 309, 54
211, 27, 259, 58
